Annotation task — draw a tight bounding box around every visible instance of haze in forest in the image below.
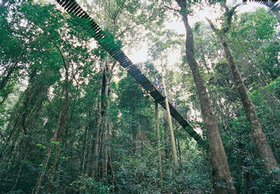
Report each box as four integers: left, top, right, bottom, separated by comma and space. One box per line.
0, 0, 279, 193
129, 0, 265, 64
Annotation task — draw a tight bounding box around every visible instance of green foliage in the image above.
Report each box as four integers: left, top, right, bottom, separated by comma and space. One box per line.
0, 1, 97, 193
250, 77, 280, 159
0, 157, 39, 193
36, 143, 46, 149
114, 140, 211, 193
70, 174, 110, 193
217, 76, 280, 193
229, 8, 280, 89
193, 6, 280, 193
244, 8, 277, 40
1, 0, 279, 193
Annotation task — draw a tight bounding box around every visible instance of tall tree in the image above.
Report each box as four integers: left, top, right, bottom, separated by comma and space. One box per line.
174, 0, 236, 193
206, 6, 279, 174
89, 57, 115, 182
0, 2, 95, 192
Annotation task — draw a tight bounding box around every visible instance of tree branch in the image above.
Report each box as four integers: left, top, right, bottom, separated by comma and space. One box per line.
116, 23, 145, 39
164, 5, 180, 13
223, 5, 239, 33
205, 17, 218, 33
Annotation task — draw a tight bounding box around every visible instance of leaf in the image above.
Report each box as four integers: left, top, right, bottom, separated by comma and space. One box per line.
36, 143, 46, 149
50, 140, 60, 145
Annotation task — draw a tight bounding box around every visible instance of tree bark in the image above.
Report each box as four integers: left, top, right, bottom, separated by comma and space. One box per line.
34, 46, 70, 193
3, 68, 51, 170
91, 66, 103, 178
91, 60, 113, 181
175, 1, 236, 193
0, 62, 17, 91
46, 95, 69, 192
34, 137, 53, 194
155, 102, 163, 186
207, 18, 279, 173
45, 50, 70, 193
80, 118, 90, 174
162, 77, 178, 166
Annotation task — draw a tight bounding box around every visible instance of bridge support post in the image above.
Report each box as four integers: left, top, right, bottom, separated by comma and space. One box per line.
162, 78, 178, 166
155, 102, 163, 187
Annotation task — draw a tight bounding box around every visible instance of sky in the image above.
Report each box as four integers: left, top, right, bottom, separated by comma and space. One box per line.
128, 1, 264, 64
127, 3, 220, 64
0, 0, 265, 65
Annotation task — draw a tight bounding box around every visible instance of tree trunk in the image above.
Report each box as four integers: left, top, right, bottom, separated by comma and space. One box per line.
46, 59, 70, 193
101, 121, 109, 181
34, 56, 70, 194
162, 77, 178, 166
155, 102, 163, 186
91, 60, 113, 181
46, 97, 69, 192
0, 62, 17, 91
3, 68, 52, 170
163, 115, 171, 160
100, 61, 112, 181
80, 120, 89, 174
222, 34, 279, 172
91, 67, 103, 178
34, 136, 53, 194
207, 19, 279, 173
175, 1, 236, 192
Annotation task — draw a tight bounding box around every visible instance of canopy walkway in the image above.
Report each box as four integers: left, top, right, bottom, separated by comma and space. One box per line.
55, 0, 204, 145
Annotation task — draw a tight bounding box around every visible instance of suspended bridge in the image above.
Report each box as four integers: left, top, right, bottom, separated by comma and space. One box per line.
55, 0, 204, 145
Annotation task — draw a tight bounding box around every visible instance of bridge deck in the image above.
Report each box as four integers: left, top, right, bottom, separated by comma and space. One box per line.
55, 0, 204, 145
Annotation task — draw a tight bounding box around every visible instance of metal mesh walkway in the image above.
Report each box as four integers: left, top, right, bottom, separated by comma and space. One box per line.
55, 0, 204, 144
